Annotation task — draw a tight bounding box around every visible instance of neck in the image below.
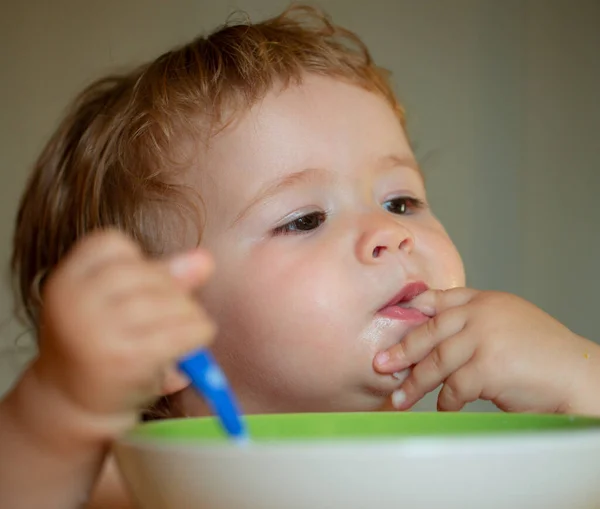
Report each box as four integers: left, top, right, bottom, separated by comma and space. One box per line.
171, 388, 396, 418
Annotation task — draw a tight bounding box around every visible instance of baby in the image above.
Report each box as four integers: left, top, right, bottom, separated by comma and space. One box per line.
1, 5, 599, 509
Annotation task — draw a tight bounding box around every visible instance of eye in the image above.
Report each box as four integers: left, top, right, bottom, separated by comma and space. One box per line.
273, 211, 327, 235
382, 196, 425, 215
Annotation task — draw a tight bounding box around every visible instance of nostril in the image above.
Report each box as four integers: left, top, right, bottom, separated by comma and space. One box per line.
399, 237, 413, 252
372, 246, 386, 258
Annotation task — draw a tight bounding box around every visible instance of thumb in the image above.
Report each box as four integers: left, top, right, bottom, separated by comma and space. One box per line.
166, 248, 215, 290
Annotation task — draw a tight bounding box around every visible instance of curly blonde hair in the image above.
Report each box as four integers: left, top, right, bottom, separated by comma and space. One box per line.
12, 4, 405, 331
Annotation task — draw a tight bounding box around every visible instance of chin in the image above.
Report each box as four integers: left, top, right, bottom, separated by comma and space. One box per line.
361, 374, 403, 400
367, 320, 419, 353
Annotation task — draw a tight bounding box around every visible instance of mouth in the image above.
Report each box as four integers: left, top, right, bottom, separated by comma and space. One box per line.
377, 281, 430, 322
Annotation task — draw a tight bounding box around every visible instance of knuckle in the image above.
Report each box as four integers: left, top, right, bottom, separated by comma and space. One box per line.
425, 309, 461, 339
474, 344, 498, 373
438, 385, 459, 411
95, 260, 152, 290
428, 347, 445, 375
425, 314, 442, 340
391, 342, 408, 362
401, 375, 416, 395
434, 341, 454, 369
445, 373, 463, 396
409, 362, 431, 390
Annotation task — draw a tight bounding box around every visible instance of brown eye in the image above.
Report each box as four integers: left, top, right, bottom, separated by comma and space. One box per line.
274, 211, 327, 235
383, 197, 425, 215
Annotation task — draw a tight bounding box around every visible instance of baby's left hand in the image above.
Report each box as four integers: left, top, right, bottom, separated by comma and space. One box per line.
373, 288, 600, 414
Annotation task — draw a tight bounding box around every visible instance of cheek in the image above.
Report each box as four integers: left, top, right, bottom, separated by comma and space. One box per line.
209, 242, 359, 393
238, 244, 351, 341
418, 225, 466, 289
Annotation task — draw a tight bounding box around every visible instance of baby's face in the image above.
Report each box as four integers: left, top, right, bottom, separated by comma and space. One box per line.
191, 75, 465, 413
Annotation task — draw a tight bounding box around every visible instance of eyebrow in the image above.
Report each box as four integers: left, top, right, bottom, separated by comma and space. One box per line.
230, 153, 422, 227
231, 167, 335, 226
374, 154, 422, 178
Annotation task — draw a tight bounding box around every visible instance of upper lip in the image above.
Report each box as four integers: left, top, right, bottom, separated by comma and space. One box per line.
379, 281, 429, 310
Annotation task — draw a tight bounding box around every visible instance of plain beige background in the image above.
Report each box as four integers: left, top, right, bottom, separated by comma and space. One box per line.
0, 1, 598, 413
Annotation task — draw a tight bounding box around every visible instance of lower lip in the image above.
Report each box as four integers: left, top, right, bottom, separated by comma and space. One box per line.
378, 305, 430, 323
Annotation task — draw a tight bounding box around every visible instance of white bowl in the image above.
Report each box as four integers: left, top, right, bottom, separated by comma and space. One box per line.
115, 412, 600, 509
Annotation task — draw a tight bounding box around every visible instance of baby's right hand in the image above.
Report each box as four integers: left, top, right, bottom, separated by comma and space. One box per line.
31, 230, 216, 437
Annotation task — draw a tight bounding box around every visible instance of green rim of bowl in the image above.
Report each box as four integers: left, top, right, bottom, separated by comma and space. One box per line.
127, 412, 600, 443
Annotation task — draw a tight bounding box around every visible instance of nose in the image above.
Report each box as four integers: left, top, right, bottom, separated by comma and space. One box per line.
356, 214, 415, 264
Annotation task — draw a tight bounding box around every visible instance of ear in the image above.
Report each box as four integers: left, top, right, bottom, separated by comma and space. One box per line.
160, 367, 191, 396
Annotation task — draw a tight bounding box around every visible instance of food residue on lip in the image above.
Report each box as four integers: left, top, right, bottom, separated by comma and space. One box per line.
584, 352, 590, 360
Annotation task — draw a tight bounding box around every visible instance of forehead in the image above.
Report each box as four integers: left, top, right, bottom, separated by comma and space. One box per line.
197, 75, 415, 219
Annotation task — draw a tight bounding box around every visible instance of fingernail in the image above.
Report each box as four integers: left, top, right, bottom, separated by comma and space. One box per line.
374, 351, 390, 366
392, 389, 406, 409
392, 369, 410, 383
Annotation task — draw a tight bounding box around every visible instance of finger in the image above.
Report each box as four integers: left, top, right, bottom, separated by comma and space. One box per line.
390, 332, 475, 410
84, 251, 214, 303
114, 293, 209, 332
92, 252, 213, 300
408, 287, 478, 317
61, 229, 144, 280
166, 249, 214, 291
85, 260, 173, 301
437, 362, 483, 412
142, 315, 217, 360
42, 231, 145, 316
392, 368, 411, 383
374, 306, 468, 373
